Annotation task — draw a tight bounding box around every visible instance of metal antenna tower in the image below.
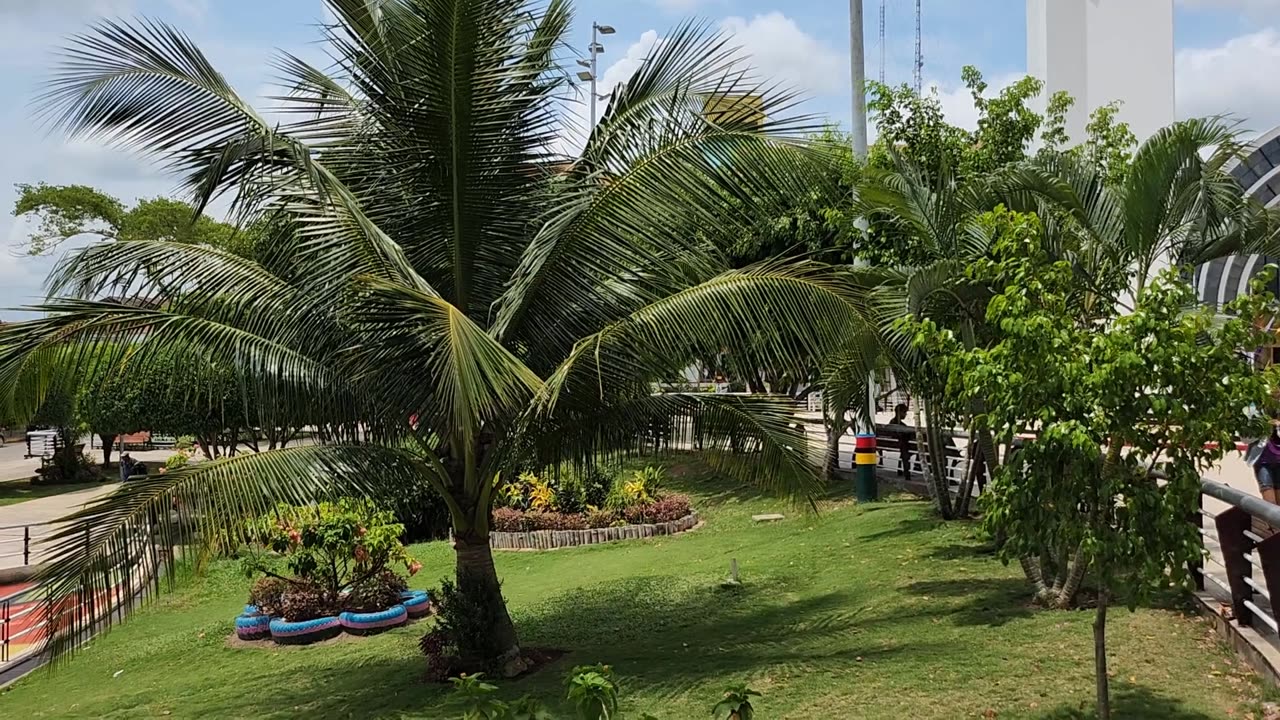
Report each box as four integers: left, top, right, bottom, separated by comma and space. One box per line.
913, 0, 922, 93
878, 0, 886, 84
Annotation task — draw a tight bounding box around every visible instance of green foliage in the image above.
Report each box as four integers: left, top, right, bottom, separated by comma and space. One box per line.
11, 184, 252, 257
12, 182, 124, 256
621, 466, 665, 507
247, 499, 414, 597
432, 577, 513, 673
910, 209, 1280, 712
565, 664, 620, 720
711, 684, 761, 720
452, 674, 509, 720
163, 453, 189, 472
175, 435, 195, 451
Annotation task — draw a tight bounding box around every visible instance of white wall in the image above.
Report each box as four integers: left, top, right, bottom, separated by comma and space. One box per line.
1027, 0, 1175, 144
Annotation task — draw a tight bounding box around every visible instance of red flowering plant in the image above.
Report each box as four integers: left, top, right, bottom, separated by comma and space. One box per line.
244, 499, 420, 605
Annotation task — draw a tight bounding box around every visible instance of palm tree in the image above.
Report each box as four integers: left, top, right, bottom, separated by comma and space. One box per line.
0, 1, 877, 670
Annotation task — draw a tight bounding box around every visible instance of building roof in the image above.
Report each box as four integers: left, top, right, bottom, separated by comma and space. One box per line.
1194, 128, 1280, 309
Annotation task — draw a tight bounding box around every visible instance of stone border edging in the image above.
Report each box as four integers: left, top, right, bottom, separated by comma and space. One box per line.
490, 511, 700, 551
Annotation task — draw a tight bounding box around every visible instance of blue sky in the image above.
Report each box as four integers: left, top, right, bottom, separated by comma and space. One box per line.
1, 0, 1278, 316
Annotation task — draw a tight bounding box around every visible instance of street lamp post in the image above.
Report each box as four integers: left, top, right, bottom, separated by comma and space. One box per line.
576, 22, 615, 129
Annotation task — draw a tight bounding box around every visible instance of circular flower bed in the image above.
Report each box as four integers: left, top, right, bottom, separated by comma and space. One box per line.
234, 499, 431, 646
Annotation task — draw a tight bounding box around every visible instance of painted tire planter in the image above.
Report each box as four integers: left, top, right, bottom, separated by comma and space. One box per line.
269, 615, 342, 645
234, 612, 272, 640
243, 604, 261, 616
339, 604, 408, 635
400, 590, 431, 618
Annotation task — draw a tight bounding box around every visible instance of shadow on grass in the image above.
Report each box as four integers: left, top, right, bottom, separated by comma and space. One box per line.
924, 541, 998, 561
859, 516, 943, 541
1032, 685, 1217, 719
900, 577, 1035, 627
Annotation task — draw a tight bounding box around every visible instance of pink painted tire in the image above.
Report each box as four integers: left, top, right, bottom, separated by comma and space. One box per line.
269, 615, 342, 644
339, 604, 408, 635
400, 590, 431, 618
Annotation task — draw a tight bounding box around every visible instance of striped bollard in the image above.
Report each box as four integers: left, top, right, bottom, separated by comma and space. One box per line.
855, 434, 878, 502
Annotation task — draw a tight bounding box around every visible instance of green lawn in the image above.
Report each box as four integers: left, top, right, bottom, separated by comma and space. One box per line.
0, 460, 1264, 719
0, 479, 108, 507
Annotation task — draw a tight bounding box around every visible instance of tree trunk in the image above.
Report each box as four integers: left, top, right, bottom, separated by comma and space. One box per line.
100, 434, 116, 467
825, 417, 846, 482
1020, 556, 1050, 600
454, 532, 522, 673
1054, 545, 1087, 609
1094, 590, 1110, 720
917, 399, 953, 519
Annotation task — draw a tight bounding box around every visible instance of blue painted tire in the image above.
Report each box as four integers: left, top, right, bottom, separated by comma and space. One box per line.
269, 615, 342, 645
235, 613, 271, 640
339, 604, 408, 635
243, 604, 261, 616
400, 591, 431, 618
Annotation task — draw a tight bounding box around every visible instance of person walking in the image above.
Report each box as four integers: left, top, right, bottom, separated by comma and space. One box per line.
1247, 411, 1280, 505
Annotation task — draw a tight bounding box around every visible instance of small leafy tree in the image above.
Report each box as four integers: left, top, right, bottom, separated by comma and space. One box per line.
915, 214, 1279, 719
12, 184, 244, 256
565, 664, 620, 720
711, 684, 760, 720
246, 499, 418, 600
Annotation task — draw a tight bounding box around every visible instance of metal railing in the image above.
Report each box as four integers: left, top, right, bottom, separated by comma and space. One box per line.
1196, 479, 1280, 637
0, 519, 167, 672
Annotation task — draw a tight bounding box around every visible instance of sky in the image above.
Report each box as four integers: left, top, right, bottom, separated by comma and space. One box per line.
2, 0, 1280, 317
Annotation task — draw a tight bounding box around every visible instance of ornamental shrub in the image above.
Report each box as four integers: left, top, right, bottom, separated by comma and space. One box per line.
246, 498, 418, 598
248, 576, 288, 616
279, 580, 339, 622
344, 568, 408, 613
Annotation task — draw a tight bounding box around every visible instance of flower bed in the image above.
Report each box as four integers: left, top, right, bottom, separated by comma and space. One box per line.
234, 499, 430, 646
490, 510, 699, 550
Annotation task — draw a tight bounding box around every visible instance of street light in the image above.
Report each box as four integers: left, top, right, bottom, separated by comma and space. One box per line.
579, 21, 616, 128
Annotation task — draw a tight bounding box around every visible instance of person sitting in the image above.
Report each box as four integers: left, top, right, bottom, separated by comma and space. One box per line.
118, 453, 134, 483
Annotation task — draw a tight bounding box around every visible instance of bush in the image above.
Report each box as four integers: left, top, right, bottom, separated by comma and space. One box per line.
577, 466, 614, 509
163, 453, 188, 472
526, 473, 555, 512
344, 569, 408, 613
585, 508, 619, 529
175, 435, 196, 451
553, 473, 587, 514
248, 576, 288, 617
280, 581, 339, 622
491, 507, 527, 533
246, 498, 417, 598
419, 627, 460, 682
432, 577, 510, 672
624, 494, 691, 525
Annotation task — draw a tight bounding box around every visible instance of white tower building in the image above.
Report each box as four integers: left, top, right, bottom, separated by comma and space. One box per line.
1026, 0, 1175, 144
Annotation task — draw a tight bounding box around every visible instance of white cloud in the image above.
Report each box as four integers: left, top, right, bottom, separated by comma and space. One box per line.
1177, 28, 1280, 133
1177, 0, 1280, 13
719, 13, 846, 95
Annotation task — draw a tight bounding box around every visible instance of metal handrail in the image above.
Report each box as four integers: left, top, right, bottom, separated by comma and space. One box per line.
1201, 479, 1280, 526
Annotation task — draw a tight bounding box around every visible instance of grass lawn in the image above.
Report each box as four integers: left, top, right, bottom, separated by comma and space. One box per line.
0, 479, 107, 507
0, 459, 1265, 719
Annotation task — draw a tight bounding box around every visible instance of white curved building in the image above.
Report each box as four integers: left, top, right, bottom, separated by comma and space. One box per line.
1192, 130, 1280, 310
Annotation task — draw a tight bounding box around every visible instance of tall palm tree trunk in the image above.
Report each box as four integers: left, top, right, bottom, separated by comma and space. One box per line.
452, 527, 521, 670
